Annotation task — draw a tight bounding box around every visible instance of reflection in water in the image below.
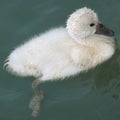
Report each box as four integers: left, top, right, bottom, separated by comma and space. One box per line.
92, 48, 120, 93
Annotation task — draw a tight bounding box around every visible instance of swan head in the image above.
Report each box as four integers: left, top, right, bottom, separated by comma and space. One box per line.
66, 7, 114, 43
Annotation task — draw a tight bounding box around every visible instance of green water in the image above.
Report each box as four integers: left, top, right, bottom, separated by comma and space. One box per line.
1, 0, 120, 120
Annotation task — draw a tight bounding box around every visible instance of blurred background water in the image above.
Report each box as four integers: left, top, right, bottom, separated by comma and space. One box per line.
1, 0, 120, 120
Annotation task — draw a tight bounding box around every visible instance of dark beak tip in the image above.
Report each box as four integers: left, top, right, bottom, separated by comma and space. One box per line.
110, 30, 114, 37
96, 23, 114, 37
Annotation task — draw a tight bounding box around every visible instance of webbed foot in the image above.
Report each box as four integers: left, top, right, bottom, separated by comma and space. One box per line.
29, 79, 44, 117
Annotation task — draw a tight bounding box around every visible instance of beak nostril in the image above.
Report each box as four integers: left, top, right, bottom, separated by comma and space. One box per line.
96, 23, 104, 29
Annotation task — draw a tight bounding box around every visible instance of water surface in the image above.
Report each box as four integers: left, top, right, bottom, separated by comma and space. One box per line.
1, 0, 120, 120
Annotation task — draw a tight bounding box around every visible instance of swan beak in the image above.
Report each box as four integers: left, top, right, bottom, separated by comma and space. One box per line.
95, 23, 114, 37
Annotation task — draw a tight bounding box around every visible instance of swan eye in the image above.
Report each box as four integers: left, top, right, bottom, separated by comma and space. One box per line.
90, 23, 95, 27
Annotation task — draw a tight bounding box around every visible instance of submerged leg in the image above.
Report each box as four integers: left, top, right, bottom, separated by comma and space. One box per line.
32, 79, 42, 95
29, 79, 44, 117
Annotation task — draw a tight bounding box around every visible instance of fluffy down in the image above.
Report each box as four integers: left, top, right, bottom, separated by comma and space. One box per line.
4, 7, 115, 82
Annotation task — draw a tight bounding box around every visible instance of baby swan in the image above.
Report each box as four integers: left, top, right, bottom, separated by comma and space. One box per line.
4, 7, 115, 117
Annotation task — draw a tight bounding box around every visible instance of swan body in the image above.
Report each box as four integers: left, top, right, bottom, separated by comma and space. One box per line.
5, 7, 115, 82
4, 7, 115, 117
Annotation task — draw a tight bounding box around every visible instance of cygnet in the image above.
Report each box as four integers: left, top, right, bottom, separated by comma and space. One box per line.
4, 7, 115, 117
